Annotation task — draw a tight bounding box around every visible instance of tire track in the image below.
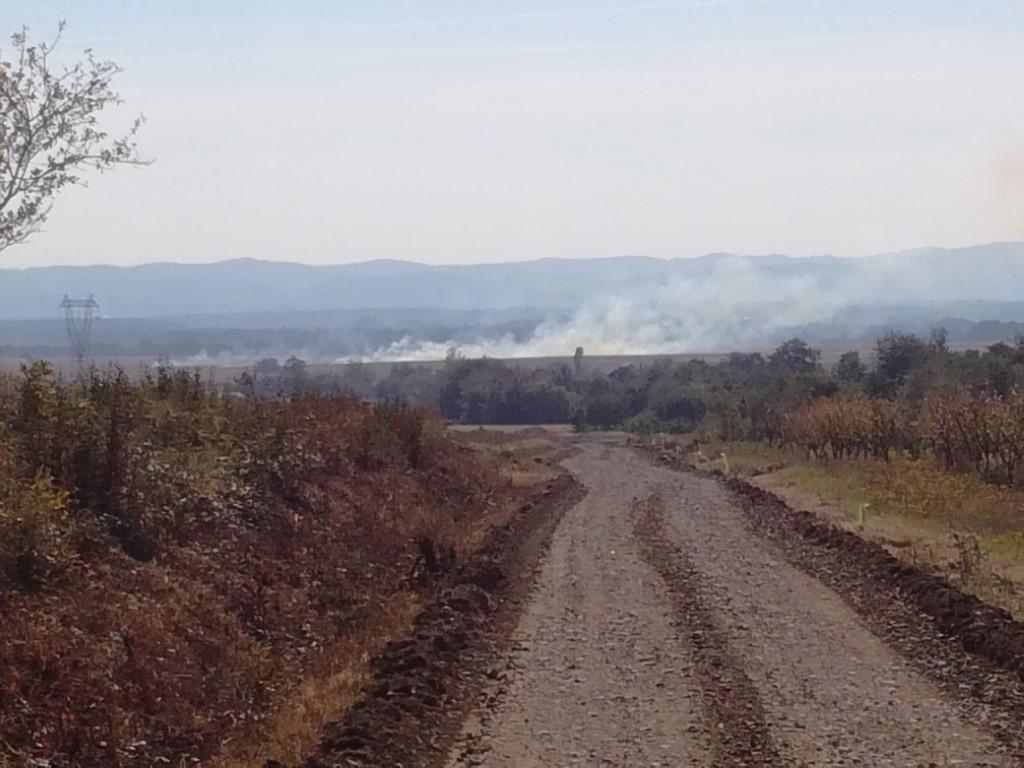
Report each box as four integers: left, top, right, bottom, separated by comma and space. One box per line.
632, 491, 788, 767
636, 446, 1016, 765
445, 448, 712, 767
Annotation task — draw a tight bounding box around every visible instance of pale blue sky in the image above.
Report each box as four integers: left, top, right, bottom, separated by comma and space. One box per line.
3, 1, 1023, 267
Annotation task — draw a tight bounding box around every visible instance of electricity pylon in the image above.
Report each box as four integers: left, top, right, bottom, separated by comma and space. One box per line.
60, 294, 99, 366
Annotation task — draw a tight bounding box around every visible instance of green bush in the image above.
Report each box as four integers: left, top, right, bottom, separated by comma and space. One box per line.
0, 470, 73, 588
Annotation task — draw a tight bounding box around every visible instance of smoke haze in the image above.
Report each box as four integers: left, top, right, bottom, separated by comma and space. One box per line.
346, 247, 1024, 361
3, 243, 1024, 365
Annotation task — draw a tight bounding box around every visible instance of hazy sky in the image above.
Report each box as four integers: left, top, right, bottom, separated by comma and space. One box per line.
3, 1, 1023, 268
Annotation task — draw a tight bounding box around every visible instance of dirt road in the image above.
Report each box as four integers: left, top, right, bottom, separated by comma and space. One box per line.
445, 440, 1019, 767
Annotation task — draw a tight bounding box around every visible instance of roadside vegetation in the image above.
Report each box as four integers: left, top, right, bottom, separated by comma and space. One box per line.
0, 361, 533, 766
249, 333, 1024, 464
261, 331, 1024, 615
554, 332, 1024, 616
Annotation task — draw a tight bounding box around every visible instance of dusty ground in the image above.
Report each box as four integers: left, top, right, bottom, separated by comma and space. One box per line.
445, 439, 1024, 767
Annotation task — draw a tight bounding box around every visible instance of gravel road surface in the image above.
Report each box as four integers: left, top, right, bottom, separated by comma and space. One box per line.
445, 440, 1016, 767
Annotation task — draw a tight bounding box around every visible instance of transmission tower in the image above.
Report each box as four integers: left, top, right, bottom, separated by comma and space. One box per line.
60, 294, 99, 366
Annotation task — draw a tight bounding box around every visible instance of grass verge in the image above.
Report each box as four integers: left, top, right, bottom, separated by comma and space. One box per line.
669, 438, 1024, 618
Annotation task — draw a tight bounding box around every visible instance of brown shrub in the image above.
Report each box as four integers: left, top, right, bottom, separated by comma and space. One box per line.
0, 367, 505, 766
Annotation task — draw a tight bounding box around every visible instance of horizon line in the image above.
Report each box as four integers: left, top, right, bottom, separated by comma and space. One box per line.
2, 240, 1022, 272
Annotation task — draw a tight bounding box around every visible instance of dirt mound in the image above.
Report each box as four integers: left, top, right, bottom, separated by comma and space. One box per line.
302, 475, 584, 768
725, 478, 1024, 677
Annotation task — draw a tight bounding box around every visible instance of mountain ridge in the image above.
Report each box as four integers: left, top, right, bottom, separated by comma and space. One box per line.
0, 242, 1021, 319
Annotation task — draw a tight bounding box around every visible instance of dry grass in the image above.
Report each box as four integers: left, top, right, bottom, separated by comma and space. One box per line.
686, 438, 1024, 618
209, 591, 421, 768
451, 426, 574, 488
210, 426, 571, 767
0, 369, 520, 767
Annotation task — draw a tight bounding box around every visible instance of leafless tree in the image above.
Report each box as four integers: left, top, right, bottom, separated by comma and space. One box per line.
0, 22, 148, 252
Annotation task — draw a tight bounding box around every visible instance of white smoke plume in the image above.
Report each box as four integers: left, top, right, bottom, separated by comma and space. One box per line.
347, 256, 849, 362
162, 245, 1024, 367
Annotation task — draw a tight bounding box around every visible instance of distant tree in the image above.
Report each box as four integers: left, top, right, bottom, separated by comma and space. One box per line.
549, 363, 574, 389
726, 352, 765, 374
835, 350, 866, 383
522, 383, 578, 423
583, 392, 629, 430
0, 23, 148, 251
573, 346, 584, 379
339, 360, 375, 398
768, 338, 820, 374
376, 363, 441, 406
985, 356, 1016, 397
254, 357, 280, 375
646, 377, 707, 429
930, 326, 949, 354
871, 332, 930, 396
607, 364, 639, 384
988, 341, 1014, 359
438, 369, 464, 420
283, 356, 308, 394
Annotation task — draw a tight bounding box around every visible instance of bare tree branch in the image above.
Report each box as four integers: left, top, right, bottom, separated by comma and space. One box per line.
0, 22, 150, 252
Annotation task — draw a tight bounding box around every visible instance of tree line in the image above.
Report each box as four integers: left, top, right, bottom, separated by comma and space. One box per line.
239, 331, 1024, 488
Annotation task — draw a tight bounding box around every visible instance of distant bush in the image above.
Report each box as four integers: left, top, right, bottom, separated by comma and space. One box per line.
924, 389, 1024, 484
0, 469, 72, 588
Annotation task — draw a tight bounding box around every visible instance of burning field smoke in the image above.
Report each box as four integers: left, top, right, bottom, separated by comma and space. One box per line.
160, 245, 1024, 366
355, 257, 856, 361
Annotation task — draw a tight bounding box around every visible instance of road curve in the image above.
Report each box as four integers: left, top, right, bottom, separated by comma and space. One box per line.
445, 440, 1014, 767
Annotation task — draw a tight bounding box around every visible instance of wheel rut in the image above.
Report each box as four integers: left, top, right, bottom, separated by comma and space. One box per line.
632, 491, 787, 767
445, 446, 711, 767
